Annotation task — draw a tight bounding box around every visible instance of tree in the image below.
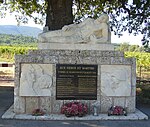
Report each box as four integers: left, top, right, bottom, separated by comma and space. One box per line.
117, 42, 130, 52
0, 0, 149, 46
115, 43, 145, 52
129, 45, 140, 52
46, 0, 73, 30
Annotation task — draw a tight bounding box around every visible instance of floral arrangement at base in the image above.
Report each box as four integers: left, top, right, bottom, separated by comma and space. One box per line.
108, 106, 127, 116
32, 109, 45, 116
61, 101, 88, 117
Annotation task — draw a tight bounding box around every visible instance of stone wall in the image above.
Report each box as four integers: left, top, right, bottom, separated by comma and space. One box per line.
14, 50, 136, 114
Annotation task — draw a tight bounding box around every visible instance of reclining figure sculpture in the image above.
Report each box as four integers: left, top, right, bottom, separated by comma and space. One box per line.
38, 14, 111, 44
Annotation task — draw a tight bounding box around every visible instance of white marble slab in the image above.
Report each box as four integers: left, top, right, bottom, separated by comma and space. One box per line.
20, 64, 53, 96
101, 65, 131, 96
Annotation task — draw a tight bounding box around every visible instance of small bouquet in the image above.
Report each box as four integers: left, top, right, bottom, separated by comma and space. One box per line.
32, 109, 45, 116
108, 106, 127, 116
61, 102, 88, 117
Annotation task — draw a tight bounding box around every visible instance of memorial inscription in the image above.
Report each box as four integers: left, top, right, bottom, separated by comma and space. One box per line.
56, 64, 98, 100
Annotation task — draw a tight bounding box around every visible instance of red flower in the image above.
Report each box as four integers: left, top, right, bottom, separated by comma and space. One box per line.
61, 102, 88, 117
108, 106, 127, 116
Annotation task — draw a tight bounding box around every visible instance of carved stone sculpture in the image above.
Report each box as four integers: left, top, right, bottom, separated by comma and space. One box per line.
38, 14, 111, 44
20, 64, 53, 96
101, 65, 131, 96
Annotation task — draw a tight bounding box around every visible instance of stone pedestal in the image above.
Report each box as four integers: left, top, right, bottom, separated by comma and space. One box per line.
14, 50, 136, 114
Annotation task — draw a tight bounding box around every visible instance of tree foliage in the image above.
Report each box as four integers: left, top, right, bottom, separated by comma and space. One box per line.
125, 52, 150, 70
0, 0, 149, 46
115, 42, 150, 52
115, 42, 145, 52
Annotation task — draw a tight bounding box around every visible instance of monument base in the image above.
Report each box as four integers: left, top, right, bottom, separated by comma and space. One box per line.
2, 105, 148, 120
14, 49, 136, 115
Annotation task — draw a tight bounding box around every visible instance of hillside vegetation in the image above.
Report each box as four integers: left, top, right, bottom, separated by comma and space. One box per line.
0, 34, 37, 46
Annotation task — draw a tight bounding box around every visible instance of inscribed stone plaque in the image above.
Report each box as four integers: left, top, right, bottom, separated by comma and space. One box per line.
101, 65, 131, 96
20, 64, 53, 96
56, 64, 97, 100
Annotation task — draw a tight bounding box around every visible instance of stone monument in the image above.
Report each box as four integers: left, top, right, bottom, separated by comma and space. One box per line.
13, 14, 137, 116
38, 14, 111, 44
38, 14, 113, 50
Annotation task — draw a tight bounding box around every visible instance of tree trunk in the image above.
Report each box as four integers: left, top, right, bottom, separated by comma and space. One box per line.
46, 0, 73, 30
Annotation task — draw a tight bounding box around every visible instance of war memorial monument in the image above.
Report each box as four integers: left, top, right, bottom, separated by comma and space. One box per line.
2, 14, 148, 120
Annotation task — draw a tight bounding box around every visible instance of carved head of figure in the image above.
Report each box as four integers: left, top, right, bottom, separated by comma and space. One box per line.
96, 14, 109, 23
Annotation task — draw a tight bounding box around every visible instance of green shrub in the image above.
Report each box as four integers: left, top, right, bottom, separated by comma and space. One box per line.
136, 84, 150, 104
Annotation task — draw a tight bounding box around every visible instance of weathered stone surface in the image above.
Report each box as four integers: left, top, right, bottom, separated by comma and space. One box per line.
131, 63, 136, 87
39, 97, 51, 114
51, 97, 63, 114
131, 86, 136, 96
82, 57, 97, 64
125, 97, 136, 113
23, 55, 44, 63
51, 87, 56, 97
97, 88, 101, 99
14, 63, 20, 88
122, 58, 135, 65
114, 51, 124, 57
113, 97, 125, 107
14, 96, 25, 114
52, 64, 56, 77
43, 56, 59, 63
20, 64, 53, 96
101, 65, 131, 96
58, 56, 76, 64
97, 57, 111, 64
98, 65, 101, 75
101, 96, 112, 113
28, 50, 124, 57
14, 86, 19, 96
101, 51, 115, 57
111, 57, 123, 64
26, 97, 39, 114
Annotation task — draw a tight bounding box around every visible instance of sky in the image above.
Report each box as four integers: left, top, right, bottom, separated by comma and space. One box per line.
0, 12, 143, 46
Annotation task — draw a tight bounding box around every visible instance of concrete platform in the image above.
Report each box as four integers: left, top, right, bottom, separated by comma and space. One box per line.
2, 105, 148, 120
